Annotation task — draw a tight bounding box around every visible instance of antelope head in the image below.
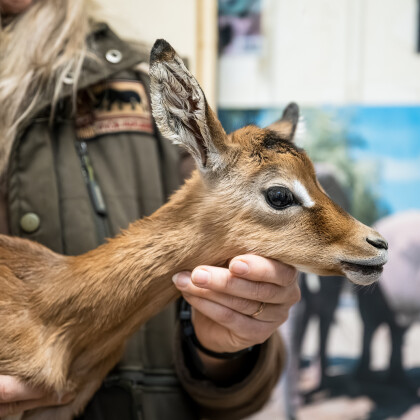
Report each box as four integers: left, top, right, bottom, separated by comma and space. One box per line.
149, 39, 388, 285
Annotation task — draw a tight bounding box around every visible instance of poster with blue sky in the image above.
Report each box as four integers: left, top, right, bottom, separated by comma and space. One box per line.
344, 106, 420, 215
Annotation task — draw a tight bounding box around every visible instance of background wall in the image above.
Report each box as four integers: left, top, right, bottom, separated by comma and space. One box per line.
96, 0, 218, 107
218, 0, 420, 108
96, 0, 197, 71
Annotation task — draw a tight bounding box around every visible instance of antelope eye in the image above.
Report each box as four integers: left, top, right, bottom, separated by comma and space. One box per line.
265, 186, 295, 210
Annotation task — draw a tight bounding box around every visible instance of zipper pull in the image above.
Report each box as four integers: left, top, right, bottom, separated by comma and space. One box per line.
76, 141, 107, 216
87, 178, 107, 216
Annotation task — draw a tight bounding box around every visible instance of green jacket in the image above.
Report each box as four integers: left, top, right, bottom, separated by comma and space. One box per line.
4, 24, 284, 420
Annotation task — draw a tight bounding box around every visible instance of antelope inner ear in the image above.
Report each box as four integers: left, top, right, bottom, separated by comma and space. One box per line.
267, 102, 299, 142
149, 38, 229, 172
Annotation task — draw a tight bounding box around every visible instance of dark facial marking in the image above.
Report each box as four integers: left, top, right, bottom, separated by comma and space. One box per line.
307, 202, 350, 245
250, 150, 269, 164
250, 130, 303, 164
262, 131, 302, 156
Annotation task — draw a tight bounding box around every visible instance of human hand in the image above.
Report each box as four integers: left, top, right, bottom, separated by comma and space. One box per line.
0, 375, 74, 417
173, 255, 300, 354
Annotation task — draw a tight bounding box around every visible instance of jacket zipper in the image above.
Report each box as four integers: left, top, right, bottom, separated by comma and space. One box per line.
75, 140, 110, 244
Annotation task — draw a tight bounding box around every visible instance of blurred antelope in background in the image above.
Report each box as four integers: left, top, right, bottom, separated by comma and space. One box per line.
0, 39, 388, 419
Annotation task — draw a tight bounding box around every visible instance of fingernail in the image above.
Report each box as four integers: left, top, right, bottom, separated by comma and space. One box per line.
192, 269, 210, 286
230, 260, 249, 275
172, 272, 190, 288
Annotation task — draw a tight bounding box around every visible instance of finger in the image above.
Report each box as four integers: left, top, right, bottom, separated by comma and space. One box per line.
189, 291, 290, 323
185, 267, 292, 304
0, 392, 74, 417
0, 375, 45, 403
175, 273, 293, 322
229, 255, 298, 286
184, 294, 276, 347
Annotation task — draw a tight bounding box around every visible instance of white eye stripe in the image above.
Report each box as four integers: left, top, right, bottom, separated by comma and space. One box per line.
293, 180, 315, 208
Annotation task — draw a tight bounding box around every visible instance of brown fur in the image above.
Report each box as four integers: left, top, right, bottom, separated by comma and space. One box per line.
0, 40, 387, 420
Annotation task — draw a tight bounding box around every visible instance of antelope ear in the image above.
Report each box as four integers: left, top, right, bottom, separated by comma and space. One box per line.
268, 102, 299, 142
149, 39, 229, 172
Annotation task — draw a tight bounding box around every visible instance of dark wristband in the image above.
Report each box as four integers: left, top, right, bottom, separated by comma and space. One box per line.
180, 299, 254, 360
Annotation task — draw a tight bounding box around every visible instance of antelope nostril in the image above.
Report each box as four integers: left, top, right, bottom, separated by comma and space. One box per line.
366, 237, 388, 250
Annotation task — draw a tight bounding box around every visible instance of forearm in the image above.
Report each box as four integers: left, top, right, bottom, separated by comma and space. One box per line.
175, 329, 285, 420
195, 349, 254, 384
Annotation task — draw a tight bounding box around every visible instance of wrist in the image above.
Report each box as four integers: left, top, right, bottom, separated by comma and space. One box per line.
179, 299, 259, 384
180, 299, 254, 360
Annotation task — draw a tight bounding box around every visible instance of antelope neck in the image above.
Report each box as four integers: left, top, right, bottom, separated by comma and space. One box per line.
64, 177, 223, 334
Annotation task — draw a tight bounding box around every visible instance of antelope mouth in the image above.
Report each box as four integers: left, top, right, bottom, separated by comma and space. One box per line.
340, 260, 385, 285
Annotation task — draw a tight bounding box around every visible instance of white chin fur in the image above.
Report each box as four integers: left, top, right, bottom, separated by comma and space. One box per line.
343, 269, 381, 286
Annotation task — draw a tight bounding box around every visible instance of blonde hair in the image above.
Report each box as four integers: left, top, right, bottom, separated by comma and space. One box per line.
0, 0, 94, 173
